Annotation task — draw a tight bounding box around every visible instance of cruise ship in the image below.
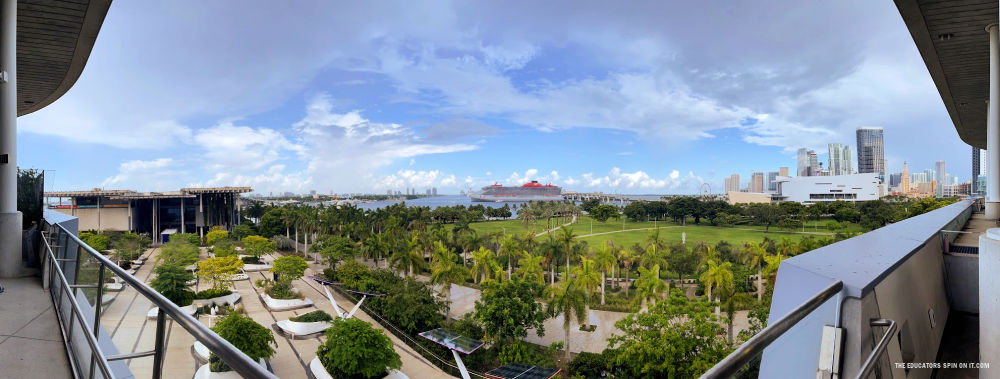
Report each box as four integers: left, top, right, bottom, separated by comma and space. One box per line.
469, 181, 563, 202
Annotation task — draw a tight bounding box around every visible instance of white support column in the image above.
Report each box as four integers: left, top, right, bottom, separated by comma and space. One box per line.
988, 23, 1000, 219
981, 229, 1000, 370
180, 197, 185, 234
0, 0, 21, 278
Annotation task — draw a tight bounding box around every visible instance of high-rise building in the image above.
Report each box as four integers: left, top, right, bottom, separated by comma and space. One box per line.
808, 151, 819, 176
974, 147, 982, 183
912, 172, 927, 184
779, 167, 789, 177
889, 173, 901, 188
766, 171, 779, 192
901, 161, 910, 194
856, 127, 885, 179
432, 187, 437, 195
935, 161, 946, 197
797, 148, 810, 177
828, 143, 853, 176
725, 174, 740, 193
751, 171, 765, 193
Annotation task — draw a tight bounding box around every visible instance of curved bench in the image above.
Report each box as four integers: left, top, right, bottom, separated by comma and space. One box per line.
260, 293, 313, 311
274, 320, 331, 340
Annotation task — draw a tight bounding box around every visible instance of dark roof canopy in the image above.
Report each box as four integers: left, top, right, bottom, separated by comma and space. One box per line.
17, 0, 112, 116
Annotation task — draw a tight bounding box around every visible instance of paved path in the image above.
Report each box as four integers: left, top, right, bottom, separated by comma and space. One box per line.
535, 215, 578, 237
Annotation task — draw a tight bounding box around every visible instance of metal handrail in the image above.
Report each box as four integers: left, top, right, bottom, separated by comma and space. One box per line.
41, 232, 114, 378
855, 319, 898, 379
44, 221, 277, 379
700, 280, 844, 378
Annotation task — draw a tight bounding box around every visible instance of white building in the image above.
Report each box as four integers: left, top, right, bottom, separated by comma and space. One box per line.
774, 173, 882, 204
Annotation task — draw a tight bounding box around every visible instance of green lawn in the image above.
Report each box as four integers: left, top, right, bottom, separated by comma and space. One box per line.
452, 215, 857, 248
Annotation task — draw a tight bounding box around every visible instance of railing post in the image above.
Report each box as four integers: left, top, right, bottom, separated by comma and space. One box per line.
89, 263, 105, 379
152, 308, 167, 379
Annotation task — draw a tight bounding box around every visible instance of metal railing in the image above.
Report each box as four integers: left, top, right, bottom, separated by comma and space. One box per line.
41, 219, 277, 379
855, 319, 898, 379
700, 280, 844, 378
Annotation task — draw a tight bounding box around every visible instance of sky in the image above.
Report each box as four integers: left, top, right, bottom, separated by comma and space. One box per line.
19, 1, 969, 195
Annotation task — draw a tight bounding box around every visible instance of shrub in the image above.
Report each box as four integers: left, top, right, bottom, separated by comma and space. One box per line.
290, 310, 333, 323
157, 240, 200, 267
198, 256, 244, 291
171, 233, 201, 246
113, 233, 148, 264
569, 352, 607, 379
81, 232, 110, 251
317, 318, 401, 378
243, 235, 276, 259
194, 288, 233, 300
271, 256, 309, 284
213, 239, 238, 257
209, 313, 276, 372
149, 264, 194, 306
206, 230, 230, 246
271, 235, 295, 251
232, 224, 254, 241
242, 256, 261, 264
258, 279, 302, 300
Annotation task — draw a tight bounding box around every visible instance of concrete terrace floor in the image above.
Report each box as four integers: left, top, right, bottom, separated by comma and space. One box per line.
0, 276, 72, 378
101, 246, 453, 379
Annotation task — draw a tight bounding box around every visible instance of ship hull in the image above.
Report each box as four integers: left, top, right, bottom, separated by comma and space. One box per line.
469, 193, 564, 202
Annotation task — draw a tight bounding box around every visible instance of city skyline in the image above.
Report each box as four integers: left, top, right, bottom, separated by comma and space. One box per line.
17, 1, 970, 195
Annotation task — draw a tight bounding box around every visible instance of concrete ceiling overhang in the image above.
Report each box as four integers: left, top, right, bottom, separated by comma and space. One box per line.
895, 0, 997, 149
17, 0, 112, 116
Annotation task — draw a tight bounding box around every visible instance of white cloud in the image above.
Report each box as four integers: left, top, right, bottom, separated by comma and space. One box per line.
102, 158, 179, 190
565, 167, 705, 193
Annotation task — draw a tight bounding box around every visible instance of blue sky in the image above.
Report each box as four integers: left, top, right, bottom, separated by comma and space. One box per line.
19, 1, 968, 195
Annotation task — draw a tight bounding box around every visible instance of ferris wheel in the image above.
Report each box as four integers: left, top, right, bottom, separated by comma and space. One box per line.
700, 183, 711, 196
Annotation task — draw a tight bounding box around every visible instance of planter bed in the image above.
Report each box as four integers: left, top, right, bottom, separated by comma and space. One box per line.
273, 320, 331, 340
259, 292, 313, 311
192, 293, 241, 307
308, 357, 408, 379
147, 304, 197, 320
193, 358, 271, 379
242, 263, 273, 272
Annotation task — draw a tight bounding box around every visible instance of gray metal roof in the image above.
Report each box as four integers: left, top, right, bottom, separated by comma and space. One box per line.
780, 199, 972, 298
17, 0, 112, 116
895, 0, 997, 149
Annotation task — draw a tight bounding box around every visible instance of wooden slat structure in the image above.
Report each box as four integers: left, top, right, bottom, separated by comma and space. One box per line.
895, 0, 998, 148
17, 0, 112, 116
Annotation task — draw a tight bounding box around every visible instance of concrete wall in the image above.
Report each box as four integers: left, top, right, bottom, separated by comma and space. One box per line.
52, 208, 129, 232
775, 173, 881, 203
725, 191, 771, 204
944, 253, 978, 313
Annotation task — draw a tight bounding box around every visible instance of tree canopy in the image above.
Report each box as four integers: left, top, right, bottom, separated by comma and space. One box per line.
474, 277, 547, 344
317, 318, 402, 378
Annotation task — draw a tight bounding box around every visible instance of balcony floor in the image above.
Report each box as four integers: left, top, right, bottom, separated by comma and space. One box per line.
932, 311, 978, 379
0, 276, 71, 378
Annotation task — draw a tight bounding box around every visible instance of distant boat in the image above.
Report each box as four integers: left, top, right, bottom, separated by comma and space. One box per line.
468, 181, 563, 202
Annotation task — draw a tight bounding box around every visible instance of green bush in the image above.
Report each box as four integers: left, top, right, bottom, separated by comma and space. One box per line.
213, 239, 238, 257
149, 264, 194, 306
569, 351, 607, 378
209, 313, 276, 372
291, 310, 333, 323
171, 233, 201, 246
271, 255, 309, 284
241, 256, 261, 264
194, 288, 233, 300
259, 280, 302, 300
317, 318, 401, 378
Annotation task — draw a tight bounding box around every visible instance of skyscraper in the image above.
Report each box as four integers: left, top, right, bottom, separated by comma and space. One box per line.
974, 147, 982, 183
901, 161, 910, 194
724, 174, 740, 193
808, 151, 819, 176
766, 171, 779, 192
935, 161, 945, 197
856, 127, 885, 179
797, 148, 809, 177
828, 143, 853, 176
779, 167, 789, 177
751, 171, 765, 193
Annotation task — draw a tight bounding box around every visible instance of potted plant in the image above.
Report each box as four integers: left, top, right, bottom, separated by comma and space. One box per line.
194, 256, 244, 306
148, 263, 197, 319
259, 256, 312, 311
310, 318, 405, 379
194, 313, 276, 378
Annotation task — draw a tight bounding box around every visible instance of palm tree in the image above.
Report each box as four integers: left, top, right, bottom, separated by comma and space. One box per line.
515, 252, 545, 284
537, 236, 561, 286
741, 242, 768, 301
635, 264, 666, 311
775, 238, 799, 257
593, 242, 617, 305
639, 243, 666, 270
556, 226, 576, 279
574, 258, 602, 328
499, 234, 517, 280
546, 272, 587, 361
470, 247, 499, 284
762, 253, 787, 292
389, 233, 426, 277
699, 259, 734, 315
618, 246, 637, 298
459, 230, 483, 267
721, 289, 754, 345
430, 241, 468, 319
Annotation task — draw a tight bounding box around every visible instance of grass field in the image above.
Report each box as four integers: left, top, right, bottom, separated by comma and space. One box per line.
458, 215, 856, 249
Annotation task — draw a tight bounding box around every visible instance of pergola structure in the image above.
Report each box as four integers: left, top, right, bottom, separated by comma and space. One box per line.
0, 0, 113, 277
417, 328, 485, 379
46, 186, 251, 241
